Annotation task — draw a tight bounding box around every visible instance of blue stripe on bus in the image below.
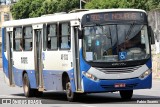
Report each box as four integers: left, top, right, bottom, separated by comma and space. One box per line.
79, 48, 91, 72
2, 28, 9, 79
2, 52, 9, 79
146, 58, 152, 69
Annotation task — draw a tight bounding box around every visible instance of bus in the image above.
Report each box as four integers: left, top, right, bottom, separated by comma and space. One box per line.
2, 9, 154, 101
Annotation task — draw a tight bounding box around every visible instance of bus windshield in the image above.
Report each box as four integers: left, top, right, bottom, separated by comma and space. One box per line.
83, 24, 150, 62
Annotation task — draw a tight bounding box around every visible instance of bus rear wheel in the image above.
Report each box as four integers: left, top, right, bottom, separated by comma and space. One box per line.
66, 81, 77, 102
120, 90, 133, 100
22, 73, 34, 97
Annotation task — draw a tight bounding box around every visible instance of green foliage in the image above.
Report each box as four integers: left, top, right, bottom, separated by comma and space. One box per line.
10, 0, 160, 19
11, 0, 79, 19
85, 0, 160, 11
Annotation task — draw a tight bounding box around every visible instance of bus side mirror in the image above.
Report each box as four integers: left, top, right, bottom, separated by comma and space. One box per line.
149, 26, 155, 44
78, 29, 83, 39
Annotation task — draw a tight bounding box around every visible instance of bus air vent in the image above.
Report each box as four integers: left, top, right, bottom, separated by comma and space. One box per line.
95, 65, 142, 74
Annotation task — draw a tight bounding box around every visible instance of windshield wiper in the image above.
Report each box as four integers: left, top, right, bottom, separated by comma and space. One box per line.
108, 26, 112, 46
125, 22, 135, 40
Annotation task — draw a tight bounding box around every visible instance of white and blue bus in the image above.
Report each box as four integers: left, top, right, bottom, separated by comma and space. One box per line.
2, 9, 154, 101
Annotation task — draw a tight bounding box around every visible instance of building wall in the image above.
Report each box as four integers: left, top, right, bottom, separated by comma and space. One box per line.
0, 5, 13, 67
148, 10, 160, 54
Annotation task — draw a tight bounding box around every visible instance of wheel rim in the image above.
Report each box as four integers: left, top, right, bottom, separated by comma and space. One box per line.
66, 82, 72, 98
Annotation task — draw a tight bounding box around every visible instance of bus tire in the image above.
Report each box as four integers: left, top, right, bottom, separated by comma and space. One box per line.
22, 73, 34, 97
34, 89, 43, 97
66, 81, 77, 102
120, 90, 133, 100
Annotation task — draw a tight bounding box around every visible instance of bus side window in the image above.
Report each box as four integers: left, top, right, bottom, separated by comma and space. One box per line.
60, 23, 70, 49
47, 24, 57, 50
13, 27, 23, 51
23, 26, 32, 51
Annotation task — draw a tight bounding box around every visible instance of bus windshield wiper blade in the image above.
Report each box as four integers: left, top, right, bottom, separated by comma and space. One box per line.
125, 22, 135, 40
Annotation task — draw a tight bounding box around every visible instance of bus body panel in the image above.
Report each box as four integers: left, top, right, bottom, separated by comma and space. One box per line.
41, 50, 76, 91
42, 69, 76, 92
12, 67, 23, 87
2, 52, 9, 84
2, 28, 10, 85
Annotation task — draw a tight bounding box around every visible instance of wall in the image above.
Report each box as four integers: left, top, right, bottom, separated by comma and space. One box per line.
0, 5, 12, 68
148, 9, 160, 79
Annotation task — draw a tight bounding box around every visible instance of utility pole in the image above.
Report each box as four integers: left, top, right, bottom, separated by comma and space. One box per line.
80, 0, 87, 9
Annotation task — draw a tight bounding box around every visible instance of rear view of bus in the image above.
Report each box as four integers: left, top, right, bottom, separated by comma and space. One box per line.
81, 9, 152, 99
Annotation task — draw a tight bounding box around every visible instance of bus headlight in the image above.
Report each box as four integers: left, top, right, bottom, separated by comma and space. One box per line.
82, 71, 99, 81
139, 69, 151, 80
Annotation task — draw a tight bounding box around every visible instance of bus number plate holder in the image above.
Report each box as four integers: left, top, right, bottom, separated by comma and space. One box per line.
114, 83, 126, 88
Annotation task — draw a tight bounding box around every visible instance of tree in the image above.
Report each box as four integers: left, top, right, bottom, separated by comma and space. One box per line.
11, 0, 32, 19
85, 0, 160, 11
11, 0, 79, 19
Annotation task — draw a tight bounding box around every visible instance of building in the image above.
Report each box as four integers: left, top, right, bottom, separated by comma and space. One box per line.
0, 4, 14, 67
0, 0, 18, 5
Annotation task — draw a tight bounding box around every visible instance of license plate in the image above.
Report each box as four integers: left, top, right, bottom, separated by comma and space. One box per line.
114, 83, 126, 88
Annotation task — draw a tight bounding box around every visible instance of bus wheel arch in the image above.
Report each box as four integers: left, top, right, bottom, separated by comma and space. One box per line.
62, 72, 69, 90
22, 70, 27, 77
62, 72, 77, 102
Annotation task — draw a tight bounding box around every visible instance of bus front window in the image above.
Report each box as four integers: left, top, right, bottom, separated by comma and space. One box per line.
83, 24, 150, 62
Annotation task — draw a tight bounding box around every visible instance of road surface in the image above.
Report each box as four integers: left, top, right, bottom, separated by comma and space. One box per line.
0, 68, 160, 107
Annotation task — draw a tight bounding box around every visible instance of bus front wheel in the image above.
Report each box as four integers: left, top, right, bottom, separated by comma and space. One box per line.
66, 82, 77, 102
120, 90, 133, 100
22, 73, 34, 97
34, 89, 43, 97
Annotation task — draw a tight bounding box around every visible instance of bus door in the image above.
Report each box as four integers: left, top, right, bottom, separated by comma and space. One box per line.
6, 27, 14, 86
71, 21, 82, 92
33, 24, 44, 91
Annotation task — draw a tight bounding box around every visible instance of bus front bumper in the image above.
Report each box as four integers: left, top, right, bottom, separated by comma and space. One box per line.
82, 73, 152, 93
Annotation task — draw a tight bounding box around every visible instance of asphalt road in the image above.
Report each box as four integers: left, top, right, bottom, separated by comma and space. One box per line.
0, 68, 160, 107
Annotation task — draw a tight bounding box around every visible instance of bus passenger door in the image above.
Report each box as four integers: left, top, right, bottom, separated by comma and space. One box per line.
6, 28, 15, 86
71, 20, 82, 92
33, 24, 44, 91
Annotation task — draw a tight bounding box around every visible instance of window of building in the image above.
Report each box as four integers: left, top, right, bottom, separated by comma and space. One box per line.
60, 23, 70, 50
47, 24, 57, 50
4, 13, 10, 21
23, 26, 32, 51
13, 27, 23, 51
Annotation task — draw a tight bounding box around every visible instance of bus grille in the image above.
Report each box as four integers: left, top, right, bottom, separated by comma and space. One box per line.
95, 65, 142, 74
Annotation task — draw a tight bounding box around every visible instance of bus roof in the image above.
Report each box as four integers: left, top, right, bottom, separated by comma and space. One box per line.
2, 9, 146, 27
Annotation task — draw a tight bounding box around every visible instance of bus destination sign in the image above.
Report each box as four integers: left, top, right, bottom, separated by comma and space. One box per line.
83, 12, 146, 24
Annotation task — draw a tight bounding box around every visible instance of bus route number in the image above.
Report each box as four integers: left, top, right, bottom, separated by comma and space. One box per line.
61, 54, 68, 60
21, 57, 28, 64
